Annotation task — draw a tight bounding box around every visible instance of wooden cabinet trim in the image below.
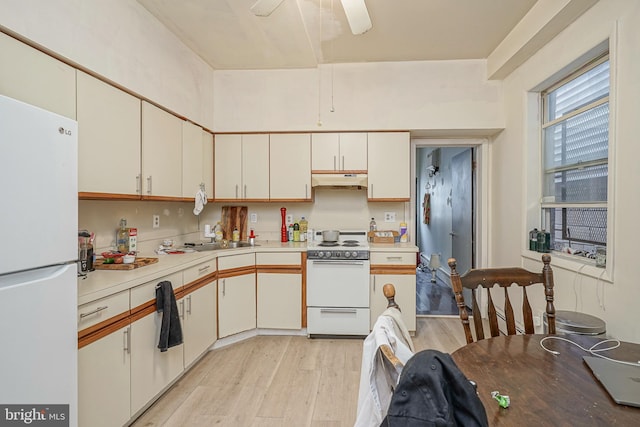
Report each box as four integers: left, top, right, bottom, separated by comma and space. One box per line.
218, 266, 256, 279
182, 272, 217, 295
256, 265, 301, 274
78, 310, 130, 341
370, 265, 416, 275
311, 170, 367, 175
78, 315, 130, 349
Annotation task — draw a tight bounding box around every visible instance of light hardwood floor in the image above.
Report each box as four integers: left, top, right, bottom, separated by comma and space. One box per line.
131, 317, 467, 427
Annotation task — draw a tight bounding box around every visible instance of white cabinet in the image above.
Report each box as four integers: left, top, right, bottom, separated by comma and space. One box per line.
0, 32, 76, 119
218, 253, 256, 338
182, 121, 206, 199
202, 131, 214, 201
367, 132, 410, 201
215, 134, 269, 201
181, 282, 217, 367
78, 324, 131, 427
130, 272, 184, 416
270, 133, 311, 201
181, 260, 217, 368
311, 132, 367, 172
77, 71, 141, 197
141, 101, 183, 198
256, 252, 302, 330
369, 251, 416, 332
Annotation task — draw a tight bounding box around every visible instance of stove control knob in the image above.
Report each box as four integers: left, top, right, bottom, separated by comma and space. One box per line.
317, 251, 324, 258
352, 251, 359, 258
344, 251, 351, 258
334, 251, 340, 258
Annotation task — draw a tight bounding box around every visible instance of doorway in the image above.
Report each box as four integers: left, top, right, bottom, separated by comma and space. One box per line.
414, 145, 476, 315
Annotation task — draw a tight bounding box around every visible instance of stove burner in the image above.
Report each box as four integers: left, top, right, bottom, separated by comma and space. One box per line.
318, 241, 340, 247
342, 240, 360, 247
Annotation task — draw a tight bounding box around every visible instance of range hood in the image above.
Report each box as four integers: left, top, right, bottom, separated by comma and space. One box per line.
311, 173, 368, 189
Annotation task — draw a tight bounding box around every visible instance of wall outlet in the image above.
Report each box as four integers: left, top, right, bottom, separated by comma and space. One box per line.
384, 212, 396, 222
286, 214, 293, 224
534, 315, 542, 327
250, 213, 258, 223
152, 215, 160, 229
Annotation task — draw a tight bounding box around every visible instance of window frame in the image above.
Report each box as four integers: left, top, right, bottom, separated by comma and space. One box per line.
537, 53, 612, 269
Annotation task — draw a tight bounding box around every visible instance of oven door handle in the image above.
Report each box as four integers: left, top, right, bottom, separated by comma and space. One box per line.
310, 260, 366, 266
320, 308, 358, 314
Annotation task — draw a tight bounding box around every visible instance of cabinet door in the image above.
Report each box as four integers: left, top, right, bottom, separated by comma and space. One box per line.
270, 133, 311, 200
214, 134, 242, 199
340, 132, 368, 171
141, 101, 183, 198
257, 273, 302, 329
202, 131, 214, 199
0, 32, 75, 118
367, 132, 410, 200
311, 133, 340, 171
130, 310, 184, 415
182, 282, 217, 368
77, 71, 141, 196
182, 121, 204, 198
218, 273, 256, 338
242, 134, 270, 200
78, 325, 131, 427
370, 274, 416, 332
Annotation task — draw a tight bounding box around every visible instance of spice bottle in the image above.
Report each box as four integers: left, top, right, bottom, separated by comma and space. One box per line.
293, 222, 300, 242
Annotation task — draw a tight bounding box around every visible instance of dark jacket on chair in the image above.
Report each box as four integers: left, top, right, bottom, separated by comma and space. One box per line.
156, 280, 183, 352
381, 349, 488, 427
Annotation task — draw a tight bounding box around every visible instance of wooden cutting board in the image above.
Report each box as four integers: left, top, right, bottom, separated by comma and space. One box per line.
94, 257, 159, 270
221, 206, 248, 240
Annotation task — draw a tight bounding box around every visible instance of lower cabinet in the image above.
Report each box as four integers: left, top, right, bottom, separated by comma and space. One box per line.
130, 307, 185, 416
370, 251, 417, 332
218, 273, 256, 338
78, 324, 131, 427
257, 272, 302, 329
182, 281, 217, 368
256, 252, 303, 330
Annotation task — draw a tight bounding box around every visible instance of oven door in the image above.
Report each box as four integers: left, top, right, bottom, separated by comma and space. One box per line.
306, 259, 370, 307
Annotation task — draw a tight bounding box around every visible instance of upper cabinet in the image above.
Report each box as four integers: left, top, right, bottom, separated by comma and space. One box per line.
202, 131, 214, 201
77, 71, 141, 198
311, 133, 367, 172
214, 134, 270, 201
270, 133, 312, 201
0, 32, 75, 119
367, 132, 410, 201
182, 121, 215, 200
141, 102, 183, 199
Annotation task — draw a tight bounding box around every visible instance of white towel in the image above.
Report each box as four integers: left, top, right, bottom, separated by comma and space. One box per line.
193, 189, 207, 215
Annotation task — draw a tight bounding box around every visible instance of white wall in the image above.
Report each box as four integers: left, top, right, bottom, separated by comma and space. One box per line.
492, 0, 640, 341
213, 61, 503, 132
0, 0, 215, 128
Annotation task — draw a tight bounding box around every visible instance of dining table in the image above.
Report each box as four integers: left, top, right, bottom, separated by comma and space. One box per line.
451, 334, 640, 426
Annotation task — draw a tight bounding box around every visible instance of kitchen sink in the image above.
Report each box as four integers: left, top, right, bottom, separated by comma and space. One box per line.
187, 241, 258, 251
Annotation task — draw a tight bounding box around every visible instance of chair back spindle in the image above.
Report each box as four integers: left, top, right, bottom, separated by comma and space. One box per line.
448, 254, 555, 344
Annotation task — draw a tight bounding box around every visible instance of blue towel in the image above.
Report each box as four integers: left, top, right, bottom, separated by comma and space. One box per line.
155, 281, 183, 352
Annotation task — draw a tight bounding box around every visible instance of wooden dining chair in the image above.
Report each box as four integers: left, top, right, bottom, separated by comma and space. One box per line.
448, 254, 555, 344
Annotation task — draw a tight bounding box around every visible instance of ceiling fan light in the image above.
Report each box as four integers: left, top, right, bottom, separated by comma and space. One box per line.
340, 0, 372, 35
250, 0, 285, 17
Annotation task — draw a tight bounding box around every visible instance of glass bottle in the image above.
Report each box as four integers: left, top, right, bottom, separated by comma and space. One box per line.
299, 217, 308, 242
369, 218, 377, 231
116, 218, 128, 253
293, 222, 300, 242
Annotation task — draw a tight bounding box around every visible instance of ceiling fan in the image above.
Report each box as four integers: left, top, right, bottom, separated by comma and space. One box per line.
250, 0, 372, 35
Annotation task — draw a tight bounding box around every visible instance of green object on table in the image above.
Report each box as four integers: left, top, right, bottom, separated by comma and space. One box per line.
491, 391, 510, 408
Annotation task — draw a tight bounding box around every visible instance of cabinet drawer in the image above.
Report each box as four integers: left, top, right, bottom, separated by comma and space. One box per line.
218, 253, 255, 271
130, 272, 183, 309
370, 252, 415, 265
183, 260, 217, 285
78, 290, 129, 331
256, 252, 301, 266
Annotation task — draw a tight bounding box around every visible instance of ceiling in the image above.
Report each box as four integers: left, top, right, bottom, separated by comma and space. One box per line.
137, 0, 538, 70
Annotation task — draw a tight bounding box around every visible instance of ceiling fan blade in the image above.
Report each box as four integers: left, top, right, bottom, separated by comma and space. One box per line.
340, 0, 372, 35
250, 0, 285, 17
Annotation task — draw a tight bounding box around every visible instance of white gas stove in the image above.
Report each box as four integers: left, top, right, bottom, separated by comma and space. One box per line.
306, 230, 370, 337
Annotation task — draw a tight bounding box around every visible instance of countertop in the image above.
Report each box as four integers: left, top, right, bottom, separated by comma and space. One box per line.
78, 240, 418, 306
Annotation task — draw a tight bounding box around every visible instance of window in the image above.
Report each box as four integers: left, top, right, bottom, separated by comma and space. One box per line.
541, 56, 609, 257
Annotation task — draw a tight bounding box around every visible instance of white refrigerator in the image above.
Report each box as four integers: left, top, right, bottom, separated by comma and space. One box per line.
0, 94, 78, 426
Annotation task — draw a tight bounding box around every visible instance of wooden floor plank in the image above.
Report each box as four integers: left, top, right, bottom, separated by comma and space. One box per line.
131, 317, 469, 427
